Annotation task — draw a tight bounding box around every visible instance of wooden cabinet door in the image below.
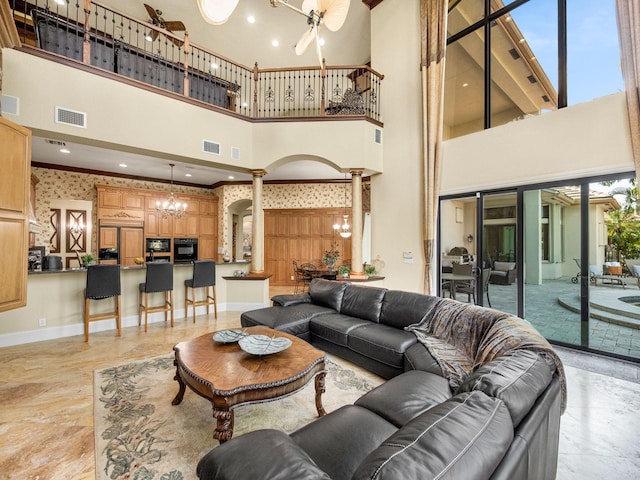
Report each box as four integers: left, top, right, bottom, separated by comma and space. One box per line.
199, 237, 217, 260
99, 227, 118, 249
199, 215, 217, 236
0, 118, 30, 312
98, 188, 123, 208
122, 191, 145, 210
120, 228, 144, 267
145, 211, 172, 237
174, 215, 199, 237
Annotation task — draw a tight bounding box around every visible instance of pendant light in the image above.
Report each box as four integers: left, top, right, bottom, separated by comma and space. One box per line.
333, 173, 351, 238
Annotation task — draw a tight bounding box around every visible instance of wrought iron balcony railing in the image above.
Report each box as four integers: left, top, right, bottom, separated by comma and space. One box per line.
10, 0, 383, 124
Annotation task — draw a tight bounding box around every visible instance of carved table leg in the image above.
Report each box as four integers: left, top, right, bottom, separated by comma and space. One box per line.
172, 361, 186, 406
315, 371, 327, 416
213, 407, 235, 443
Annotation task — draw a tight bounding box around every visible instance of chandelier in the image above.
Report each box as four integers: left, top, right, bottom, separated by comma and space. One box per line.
333, 173, 351, 238
156, 164, 187, 219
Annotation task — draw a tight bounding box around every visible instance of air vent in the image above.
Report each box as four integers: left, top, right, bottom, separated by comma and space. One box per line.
45, 139, 66, 146
55, 106, 87, 128
527, 75, 537, 84
1, 95, 19, 115
231, 147, 240, 160
374, 128, 382, 145
508, 48, 520, 60
203, 140, 221, 155
542, 95, 550, 103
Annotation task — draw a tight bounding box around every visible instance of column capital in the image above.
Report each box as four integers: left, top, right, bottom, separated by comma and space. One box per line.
249, 169, 267, 177
349, 169, 364, 176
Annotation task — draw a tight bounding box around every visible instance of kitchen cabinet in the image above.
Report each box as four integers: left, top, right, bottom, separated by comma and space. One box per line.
99, 227, 118, 249
174, 214, 199, 237
199, 215, 217, 236
145, 211, 173, 237
122, 191, 145, 210
199, 237, 218, 260
0, 117, 31, 313
120, 227, 144, 267
98, 188, 123, 209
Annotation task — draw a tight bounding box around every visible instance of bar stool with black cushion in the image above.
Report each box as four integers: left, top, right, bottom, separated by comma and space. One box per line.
138, 262, 174, 332
84, 264, 122, 342
184, 260, 217, 322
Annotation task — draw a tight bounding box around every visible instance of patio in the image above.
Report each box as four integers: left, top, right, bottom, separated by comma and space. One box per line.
463, 278, 640, 359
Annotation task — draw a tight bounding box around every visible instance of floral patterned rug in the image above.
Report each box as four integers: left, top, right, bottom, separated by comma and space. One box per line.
93, 354, 381, 480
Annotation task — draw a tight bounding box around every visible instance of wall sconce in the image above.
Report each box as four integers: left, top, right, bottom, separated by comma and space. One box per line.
69, 218, 85, 235
466, 234, 474, 243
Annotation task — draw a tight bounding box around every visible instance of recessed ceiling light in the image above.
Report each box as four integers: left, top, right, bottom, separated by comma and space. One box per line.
145, 32, 153, 42
54, 0, 65, 5
462, 83, 469, 87
247, 15, 255, 24
228, 175, 235, 180
119, 163, 127, 168
185, 173, 192, 177
59, 148, 70, 154
211, 62, 219, 69
272, 39, 279, 47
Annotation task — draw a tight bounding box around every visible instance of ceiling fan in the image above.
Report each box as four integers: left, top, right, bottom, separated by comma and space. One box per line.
270, 0, 351, 65
143, 3, 186, 47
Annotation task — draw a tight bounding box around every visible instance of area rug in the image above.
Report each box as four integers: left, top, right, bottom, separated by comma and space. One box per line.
93, 354, 382, 480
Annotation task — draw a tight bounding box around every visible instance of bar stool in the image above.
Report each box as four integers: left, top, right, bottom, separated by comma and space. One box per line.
138, 262, 174, 332
84, 264, 122, 342
184, 260, 217, 322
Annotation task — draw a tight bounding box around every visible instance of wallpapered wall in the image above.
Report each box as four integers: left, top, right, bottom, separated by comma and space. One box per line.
32, 167, 353, 255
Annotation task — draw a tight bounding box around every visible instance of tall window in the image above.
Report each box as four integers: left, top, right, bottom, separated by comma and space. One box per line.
444, 0, 623, 139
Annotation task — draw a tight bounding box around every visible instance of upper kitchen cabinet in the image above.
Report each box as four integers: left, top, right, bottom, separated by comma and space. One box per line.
0, 117, 31, 312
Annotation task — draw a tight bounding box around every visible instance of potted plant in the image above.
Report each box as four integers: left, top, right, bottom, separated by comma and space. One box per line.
338, 265, 350, 278
322, 243, 340, 270
81, 253, 97, 267
364, 265, 376, 277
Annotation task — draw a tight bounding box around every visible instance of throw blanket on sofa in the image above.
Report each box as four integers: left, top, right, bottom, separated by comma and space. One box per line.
406, 298, 566, 412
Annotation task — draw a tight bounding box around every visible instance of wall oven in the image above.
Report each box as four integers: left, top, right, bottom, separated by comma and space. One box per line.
146, 238, 171, 253
174, 238, 198, 263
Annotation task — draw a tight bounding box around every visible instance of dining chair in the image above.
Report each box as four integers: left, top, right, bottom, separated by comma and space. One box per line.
138, 262, 174, 332
294, 261, 314, 292
450, 263, 474, 300
184, 260, 217, 322
84, 264, 122, 342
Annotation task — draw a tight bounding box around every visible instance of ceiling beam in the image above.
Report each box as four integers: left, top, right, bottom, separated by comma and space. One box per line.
361, 0, 384, 9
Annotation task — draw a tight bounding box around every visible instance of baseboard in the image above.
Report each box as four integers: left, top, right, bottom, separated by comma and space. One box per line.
0, 302, 263, 347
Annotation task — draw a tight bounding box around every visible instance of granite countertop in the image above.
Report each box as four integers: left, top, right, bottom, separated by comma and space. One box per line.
28, 260, 251, 275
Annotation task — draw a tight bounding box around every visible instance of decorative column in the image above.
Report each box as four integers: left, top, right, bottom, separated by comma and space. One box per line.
249, 169, 266, 275
350, 169, 364, 277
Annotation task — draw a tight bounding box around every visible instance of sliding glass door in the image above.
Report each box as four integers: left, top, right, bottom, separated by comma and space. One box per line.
439, 172, 640, 362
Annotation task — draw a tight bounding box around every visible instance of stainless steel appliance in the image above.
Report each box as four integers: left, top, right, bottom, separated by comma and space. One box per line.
174, 238, 198, 263
146, 238, 171, 253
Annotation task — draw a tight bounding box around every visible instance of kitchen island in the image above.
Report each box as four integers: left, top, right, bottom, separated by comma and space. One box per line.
0, 261, 267, 347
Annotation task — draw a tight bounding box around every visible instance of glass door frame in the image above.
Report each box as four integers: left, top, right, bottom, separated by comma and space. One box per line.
439, 170, 637, 361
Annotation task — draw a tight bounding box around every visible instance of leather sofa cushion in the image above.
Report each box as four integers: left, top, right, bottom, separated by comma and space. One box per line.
379, 290, 442, 329
271, 293, 311, 307
352, 391, 513, 480
292, 405, 397, 480
348, 324, 418, 368
309, 278, 348, 311
456, 350, 556, 427
310, 314, 372, 347
196, 429, 330, 480
355, 370, 451, 427
241, 304, 334, 338
403, 342, 443, 376
340, 284, 387, 323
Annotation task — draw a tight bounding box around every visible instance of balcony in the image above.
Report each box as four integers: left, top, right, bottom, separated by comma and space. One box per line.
9, 0, 383, 125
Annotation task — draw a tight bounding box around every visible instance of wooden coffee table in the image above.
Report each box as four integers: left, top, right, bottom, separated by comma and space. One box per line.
172, 326, 327, 443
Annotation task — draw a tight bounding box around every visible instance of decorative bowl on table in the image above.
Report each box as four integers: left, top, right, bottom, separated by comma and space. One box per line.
238, 334, 292, 355
213, 329, 248, 344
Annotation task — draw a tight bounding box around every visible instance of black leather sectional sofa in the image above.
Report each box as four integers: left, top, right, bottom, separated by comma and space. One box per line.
197, 279, 565, 480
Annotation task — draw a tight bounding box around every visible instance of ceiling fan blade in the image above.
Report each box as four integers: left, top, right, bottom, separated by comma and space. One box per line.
319, 0, 350, 32
168, 36, 184, 48
163, 21, 186, 32
295, 27, 315, 56
144, 3, 159, 22
197, 0, 240, 26
315, 28, 323, 65
151, 30, 159, 42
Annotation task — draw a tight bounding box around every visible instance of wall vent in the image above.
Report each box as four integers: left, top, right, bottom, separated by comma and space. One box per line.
527, 75, 537, 84
203, 140, 221, 155
508, 48, 520, 60
231, 147, 240, 160
374, 128, 382, 145
1, 95, 19, 115
55, 106, 87, 128
45, 139, 66, 147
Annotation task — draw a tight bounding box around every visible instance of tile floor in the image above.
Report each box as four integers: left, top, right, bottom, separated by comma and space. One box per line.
0, 301, 639, 478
